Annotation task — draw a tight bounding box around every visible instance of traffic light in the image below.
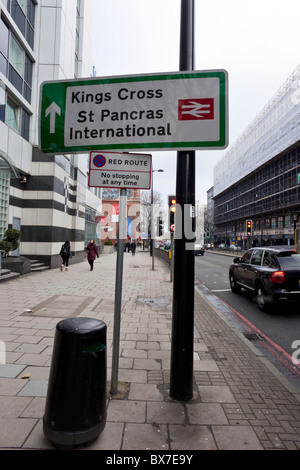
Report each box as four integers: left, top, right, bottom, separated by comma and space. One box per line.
246, 219, 252, 236
158, 215, 164, 236
168, 195, 176, 232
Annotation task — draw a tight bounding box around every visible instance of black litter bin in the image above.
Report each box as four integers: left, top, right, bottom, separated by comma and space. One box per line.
43, 317, 107, 448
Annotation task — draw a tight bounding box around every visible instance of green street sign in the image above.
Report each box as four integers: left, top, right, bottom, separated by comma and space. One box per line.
39, 70, 228, 154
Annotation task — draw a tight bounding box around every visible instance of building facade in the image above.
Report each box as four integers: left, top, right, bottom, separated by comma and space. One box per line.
212, 65, 300, 248
0, 0, 101, 267
101, 188, 141, 248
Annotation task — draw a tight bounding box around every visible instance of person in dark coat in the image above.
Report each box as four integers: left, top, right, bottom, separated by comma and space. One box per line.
131, 241, 136, 256
60, 241, 71, 271
86, 239, 99, 271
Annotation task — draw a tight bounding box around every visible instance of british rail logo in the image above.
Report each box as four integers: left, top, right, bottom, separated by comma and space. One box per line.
178, 98, 214, 121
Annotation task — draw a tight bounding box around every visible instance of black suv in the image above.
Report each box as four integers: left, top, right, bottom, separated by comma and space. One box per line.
229, 246, 300, 311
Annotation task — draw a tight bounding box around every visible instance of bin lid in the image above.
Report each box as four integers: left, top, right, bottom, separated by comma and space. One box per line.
57, 318, 106, 335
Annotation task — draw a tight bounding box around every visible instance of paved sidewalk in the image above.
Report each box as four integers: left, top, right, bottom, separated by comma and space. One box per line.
1, 250, 300, 451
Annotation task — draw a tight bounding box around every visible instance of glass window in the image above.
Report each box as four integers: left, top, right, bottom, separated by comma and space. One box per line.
0, 88, 5, 122
26, 23, 34, 48
251, 249, 263, 266
8, 64, 23, 94
17, 0, 26, 11
11, 0, 26, 35
26, 1, 35, 48
9, 35, 23, 75
21, 108, 29, 140
24, 54, 32, 85
5, 32, 33, 103
0, 19, 9, 75
0, 53, 7, 76
27, 1, 35, 26
262, 251, 278, 268
7, 1, 35, 49
279, 255, 300, 268
23, 82, 31, 102
23, 54, 32, 101
0, 168, 10, 240
241, 250, 253, 264
284, 215, 291, 228
6, 98, 19, 131
0, 19, 9, 57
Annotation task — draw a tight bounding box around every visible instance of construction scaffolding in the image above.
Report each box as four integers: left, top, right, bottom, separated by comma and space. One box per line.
212, 65, 300, 246
214, 64, 300, 198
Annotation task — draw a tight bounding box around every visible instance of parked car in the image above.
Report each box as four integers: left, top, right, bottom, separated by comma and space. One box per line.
204, 243, 212, 249
163, 240, 171, 251
195, 244, 205, 256
229, 246, 300, 311
229, 244, 241, 251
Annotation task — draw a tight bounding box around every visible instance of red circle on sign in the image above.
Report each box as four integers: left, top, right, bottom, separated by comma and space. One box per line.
93, 155, 106, 168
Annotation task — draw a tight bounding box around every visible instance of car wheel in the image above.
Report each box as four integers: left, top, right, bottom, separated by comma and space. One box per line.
229, 272, 241, 294
255, 284, 270, 312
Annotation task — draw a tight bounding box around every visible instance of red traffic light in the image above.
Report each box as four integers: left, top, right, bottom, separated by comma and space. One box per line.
246, 219, 252, 236
169, 195, 176, 231
168, 195, 176, 207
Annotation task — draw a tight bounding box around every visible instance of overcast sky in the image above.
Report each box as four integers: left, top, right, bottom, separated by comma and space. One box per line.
92, 0, 300, 208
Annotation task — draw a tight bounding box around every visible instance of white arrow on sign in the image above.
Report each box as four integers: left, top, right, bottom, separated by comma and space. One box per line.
45, 102, 61, 134
181, 101, 211, 118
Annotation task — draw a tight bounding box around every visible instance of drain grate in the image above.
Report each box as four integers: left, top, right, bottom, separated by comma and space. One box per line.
243, 332, 264, 341
137, 296, 171, 308
22, 295, 94, 318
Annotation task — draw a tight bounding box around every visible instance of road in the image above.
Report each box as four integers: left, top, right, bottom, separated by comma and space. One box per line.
194, 250, 300, 391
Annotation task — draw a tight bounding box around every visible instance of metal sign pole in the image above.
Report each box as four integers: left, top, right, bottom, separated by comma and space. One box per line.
170, 232, 174, 282
170, 0, 195, 402
110, 188, 127, 395
151, 178, 155, 270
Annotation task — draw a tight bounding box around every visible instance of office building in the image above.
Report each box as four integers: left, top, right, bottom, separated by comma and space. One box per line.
0, 0, 101, 268
212, 65, 300, 248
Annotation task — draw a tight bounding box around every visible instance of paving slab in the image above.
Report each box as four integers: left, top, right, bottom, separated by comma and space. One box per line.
212, 425, 264, 450
169, 424, 217, 450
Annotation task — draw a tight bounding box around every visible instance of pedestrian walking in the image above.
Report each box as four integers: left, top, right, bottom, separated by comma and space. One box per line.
131, 240, 136, 256
59, 240, 71, 271
86, 239, 99, 271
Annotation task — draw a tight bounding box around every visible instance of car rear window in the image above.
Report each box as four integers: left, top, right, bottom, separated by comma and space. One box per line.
276, 251, 296, 257
279, 254, 300, 268
262, 251, 278, 269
